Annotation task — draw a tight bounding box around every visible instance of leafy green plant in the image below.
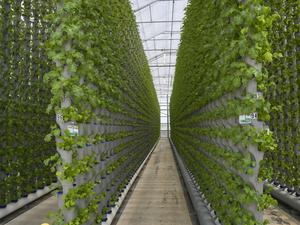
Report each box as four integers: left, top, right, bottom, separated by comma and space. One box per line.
0, 0, 56, 206
264, 0, 299, 193
44, 0, 160, 224
170, 0, 279, 224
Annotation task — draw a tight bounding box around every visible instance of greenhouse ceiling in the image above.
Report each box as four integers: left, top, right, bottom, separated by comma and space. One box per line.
130, 0, 188, 134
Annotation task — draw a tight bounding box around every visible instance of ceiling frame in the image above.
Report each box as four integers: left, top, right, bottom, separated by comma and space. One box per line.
132, 0, 188, 124
137, 20, 182, 24
134, 0, 183, 12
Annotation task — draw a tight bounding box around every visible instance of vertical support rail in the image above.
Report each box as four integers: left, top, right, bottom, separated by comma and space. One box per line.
244, 58, 265, 222
54, 2, 75, 220
55, 40, 75, 222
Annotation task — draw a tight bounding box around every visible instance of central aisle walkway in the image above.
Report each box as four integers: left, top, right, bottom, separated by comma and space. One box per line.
114, 138, 197, 225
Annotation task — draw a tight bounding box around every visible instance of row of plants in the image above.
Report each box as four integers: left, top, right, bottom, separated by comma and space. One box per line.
170, 0, 279, 224
265, 0, 299, 193
0, 0, 56, 208
45, 0, 160, 224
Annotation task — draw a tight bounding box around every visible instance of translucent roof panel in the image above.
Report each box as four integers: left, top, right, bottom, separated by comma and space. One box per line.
131, 0, 188, 134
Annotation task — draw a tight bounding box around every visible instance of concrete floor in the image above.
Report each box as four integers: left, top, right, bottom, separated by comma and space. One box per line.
114, 138, 197, 225
264, 206, 300, 225
4, 196, 56, 225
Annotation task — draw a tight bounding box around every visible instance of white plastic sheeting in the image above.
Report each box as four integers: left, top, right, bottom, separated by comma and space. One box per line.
130, 0, 188, 136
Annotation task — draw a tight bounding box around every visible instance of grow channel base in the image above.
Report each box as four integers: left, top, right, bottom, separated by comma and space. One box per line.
170, 138, 220, 225
0, 184, 58, 220
102, 139, 159, 225
265, 183, 300, 214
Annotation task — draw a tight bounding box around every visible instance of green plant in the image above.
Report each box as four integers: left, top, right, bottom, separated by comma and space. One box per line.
44, 0, 160, 224
264, 0, 299, 192
170, 0, 278, 224
0, 0, 56, 206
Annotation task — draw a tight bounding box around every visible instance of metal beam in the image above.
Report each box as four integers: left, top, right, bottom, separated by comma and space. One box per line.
153, 83, 171, 85
149, 52, 177, 62
144, 49, 178, 51
143, 30, 180, 42
153, 77, 171, 79
134, 0, 182, 12
150, 64, 176, 67
155, 88, 173, 91
143, 39, 180, 42
157, 85, 169, 89
138, 20, 182, 24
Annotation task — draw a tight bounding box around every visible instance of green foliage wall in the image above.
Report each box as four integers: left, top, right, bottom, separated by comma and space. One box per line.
45, 0, 160, 224
170, 0, 278, 224
0, 0, 56, 207
265, 0, 299, 193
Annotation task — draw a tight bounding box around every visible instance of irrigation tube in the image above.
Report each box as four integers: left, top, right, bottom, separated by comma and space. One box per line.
104, 139, 159, 225
169, 138, 218, 225
265, 183, 300, 213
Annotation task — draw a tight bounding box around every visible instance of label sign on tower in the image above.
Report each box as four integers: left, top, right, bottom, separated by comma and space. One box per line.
67, 124, 79, 136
